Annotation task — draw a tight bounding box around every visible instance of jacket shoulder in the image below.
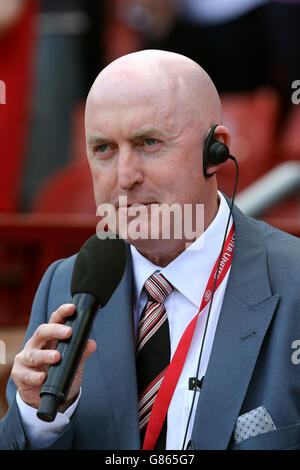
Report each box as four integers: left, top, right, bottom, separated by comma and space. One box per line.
249, 217, 300, 259
43, 255, 77, 319
246, 217, 300, 292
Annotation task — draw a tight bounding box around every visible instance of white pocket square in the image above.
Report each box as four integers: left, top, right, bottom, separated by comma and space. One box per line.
234, 406, 277, 444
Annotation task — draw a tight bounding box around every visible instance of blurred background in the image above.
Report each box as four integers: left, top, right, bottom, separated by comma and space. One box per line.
1, 0, 300, 418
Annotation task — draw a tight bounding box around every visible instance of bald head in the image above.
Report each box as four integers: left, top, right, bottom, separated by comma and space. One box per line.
86, 49, 222, 133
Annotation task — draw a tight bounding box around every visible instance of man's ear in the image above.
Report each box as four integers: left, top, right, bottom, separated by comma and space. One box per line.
214, 125, 231, 147
204, 125, 231, 176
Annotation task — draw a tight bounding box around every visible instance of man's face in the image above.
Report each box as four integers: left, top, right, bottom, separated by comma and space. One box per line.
85, 72, 216, 254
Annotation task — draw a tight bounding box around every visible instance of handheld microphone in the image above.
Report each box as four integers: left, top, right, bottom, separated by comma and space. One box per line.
37, 233, 127, 422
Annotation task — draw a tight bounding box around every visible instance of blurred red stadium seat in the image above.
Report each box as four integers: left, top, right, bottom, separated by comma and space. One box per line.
30, 98, 96, 215
32, 160, 96, 215
263, 105, 300, 219
277, 104, 300, 163
0, 212, 97, 326
217, 87, 280, 196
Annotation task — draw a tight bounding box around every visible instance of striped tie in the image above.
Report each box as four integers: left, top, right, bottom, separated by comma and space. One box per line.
136, 273, 173, 449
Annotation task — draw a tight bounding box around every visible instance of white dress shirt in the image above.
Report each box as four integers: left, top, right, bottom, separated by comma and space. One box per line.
17, 192, 232, 449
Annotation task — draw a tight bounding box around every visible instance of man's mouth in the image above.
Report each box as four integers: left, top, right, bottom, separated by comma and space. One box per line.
126, 202, 155, 207
116, 199, 158, 209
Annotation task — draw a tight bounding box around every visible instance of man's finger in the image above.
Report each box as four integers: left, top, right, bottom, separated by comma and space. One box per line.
18, 369, 46, 387
80, 339, 97, 364
49, 303, 76, 325
32, 323, 72, 348
22, 349, 60, 368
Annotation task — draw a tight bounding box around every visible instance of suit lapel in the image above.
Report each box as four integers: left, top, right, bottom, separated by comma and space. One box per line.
191, 204, 279, 449
91, 247, 140, 449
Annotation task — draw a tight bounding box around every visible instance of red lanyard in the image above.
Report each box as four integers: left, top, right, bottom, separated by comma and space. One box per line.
142, 224, 235, 450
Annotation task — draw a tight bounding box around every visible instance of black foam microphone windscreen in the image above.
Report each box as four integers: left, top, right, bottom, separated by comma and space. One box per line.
71, 232, 127, 304
37, 232, 127, 422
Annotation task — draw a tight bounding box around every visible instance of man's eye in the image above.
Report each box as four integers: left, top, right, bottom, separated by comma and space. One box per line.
96, 144, 108, 153
144, 138, 157, 146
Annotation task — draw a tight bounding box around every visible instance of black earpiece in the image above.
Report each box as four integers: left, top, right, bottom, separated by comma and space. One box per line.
203, 124, 231, 178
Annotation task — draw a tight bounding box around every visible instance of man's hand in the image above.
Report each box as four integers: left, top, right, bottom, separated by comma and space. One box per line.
11, 304, 97, 411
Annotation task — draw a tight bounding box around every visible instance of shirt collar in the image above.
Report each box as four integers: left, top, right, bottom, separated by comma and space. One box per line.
130, 192, 231, 310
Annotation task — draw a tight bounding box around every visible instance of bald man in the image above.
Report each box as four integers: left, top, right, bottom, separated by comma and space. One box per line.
1, 50, 300, 451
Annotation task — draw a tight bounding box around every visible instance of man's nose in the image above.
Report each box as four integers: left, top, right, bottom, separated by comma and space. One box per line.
117, 149, 144, 190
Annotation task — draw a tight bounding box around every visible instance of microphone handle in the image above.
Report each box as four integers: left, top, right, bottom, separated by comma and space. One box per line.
37, 293, 99, 422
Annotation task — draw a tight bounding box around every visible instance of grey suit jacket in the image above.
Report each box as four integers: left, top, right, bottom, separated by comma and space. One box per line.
1, 203, 300, 450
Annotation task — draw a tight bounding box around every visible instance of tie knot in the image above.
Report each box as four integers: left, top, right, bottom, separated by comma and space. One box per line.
144, 273, 173, 303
